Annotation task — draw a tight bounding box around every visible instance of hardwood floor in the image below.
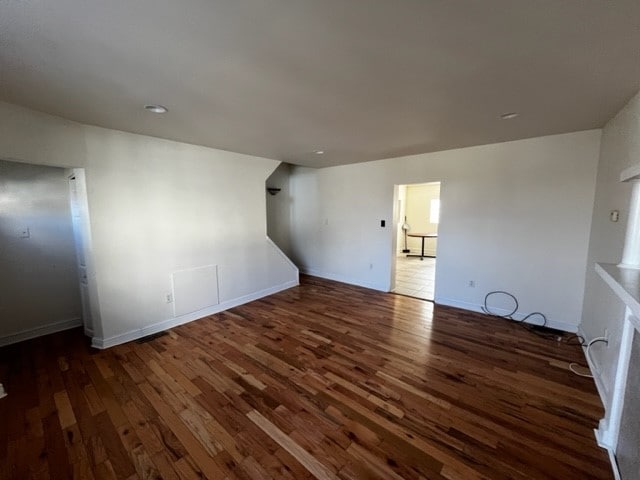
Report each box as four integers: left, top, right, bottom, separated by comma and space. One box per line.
0, 275, 611, 480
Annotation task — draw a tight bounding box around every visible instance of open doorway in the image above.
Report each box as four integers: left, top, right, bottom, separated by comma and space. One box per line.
0, 160, 87, 346
265, 163, 293, 258
392, 182, 440, 300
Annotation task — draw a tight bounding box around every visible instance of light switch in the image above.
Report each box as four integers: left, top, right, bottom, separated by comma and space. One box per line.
20, 227, 30, 239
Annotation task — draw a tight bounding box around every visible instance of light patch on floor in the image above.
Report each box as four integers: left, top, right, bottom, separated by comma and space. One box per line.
393, 255, 435, 300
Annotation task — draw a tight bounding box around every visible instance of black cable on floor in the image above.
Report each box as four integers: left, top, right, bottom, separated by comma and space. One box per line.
569, 337, 608, 377
480, 290, 585, 345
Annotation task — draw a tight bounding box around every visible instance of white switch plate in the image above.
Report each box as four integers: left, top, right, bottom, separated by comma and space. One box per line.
20, 228, 30, 239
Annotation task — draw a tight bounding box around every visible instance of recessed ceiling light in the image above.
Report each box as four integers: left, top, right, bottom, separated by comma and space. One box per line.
144, 104, 168, 114
500, 112, 519, 120
314, 150, 324, 155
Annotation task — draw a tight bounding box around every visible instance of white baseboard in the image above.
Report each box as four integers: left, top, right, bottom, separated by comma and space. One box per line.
298, 267, 388, 292
433, 297, 579, 333
607, 448, 621, 480
91, 280, 299, 349
594, 430, 621, 480
0, 317, 82, 348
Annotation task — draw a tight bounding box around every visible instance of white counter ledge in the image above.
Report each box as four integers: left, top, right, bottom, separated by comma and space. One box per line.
596, 263, 640, 331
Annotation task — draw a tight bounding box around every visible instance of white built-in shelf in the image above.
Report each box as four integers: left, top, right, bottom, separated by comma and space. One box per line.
596, 263, 640, 331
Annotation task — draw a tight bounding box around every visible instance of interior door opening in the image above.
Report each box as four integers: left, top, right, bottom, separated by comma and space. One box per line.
0, 160, 88, 347
392, 182, 440, 301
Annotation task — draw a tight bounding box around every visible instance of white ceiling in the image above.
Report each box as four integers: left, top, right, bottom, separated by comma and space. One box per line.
1, 1, 639, 168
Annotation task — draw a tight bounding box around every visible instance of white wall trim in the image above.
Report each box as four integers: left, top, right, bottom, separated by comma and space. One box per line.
299, 267, 387, 292
596, 263, 640, 323
433, 297, 579, 333
595, 423, 622, 480
0, 317, 82, 348
91, 279, 298, 349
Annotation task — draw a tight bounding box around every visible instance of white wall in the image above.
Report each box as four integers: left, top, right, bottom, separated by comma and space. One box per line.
581, 91, 640, 406
289, 130, 601, 331
0, 160, 81, 344
0, 101, 298, 347
405, 182, 440, 255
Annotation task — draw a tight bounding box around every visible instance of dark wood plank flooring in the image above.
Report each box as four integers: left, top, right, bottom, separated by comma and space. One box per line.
0, 275, 611, 479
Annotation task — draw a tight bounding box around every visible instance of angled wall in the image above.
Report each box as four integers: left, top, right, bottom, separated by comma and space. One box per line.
266, 162, 293, 258
0, 101, 298, 347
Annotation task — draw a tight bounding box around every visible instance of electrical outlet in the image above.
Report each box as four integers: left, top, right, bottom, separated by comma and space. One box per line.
610, 210, 619, 222
166, 293, 173, 304
468, 280, 475, 288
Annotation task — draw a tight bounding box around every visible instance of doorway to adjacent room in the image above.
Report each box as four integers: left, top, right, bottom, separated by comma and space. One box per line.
0, 160, 94, 346
392, 182, 440, 301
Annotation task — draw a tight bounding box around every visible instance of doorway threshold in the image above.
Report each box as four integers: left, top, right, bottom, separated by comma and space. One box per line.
391, 291, 435, 303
